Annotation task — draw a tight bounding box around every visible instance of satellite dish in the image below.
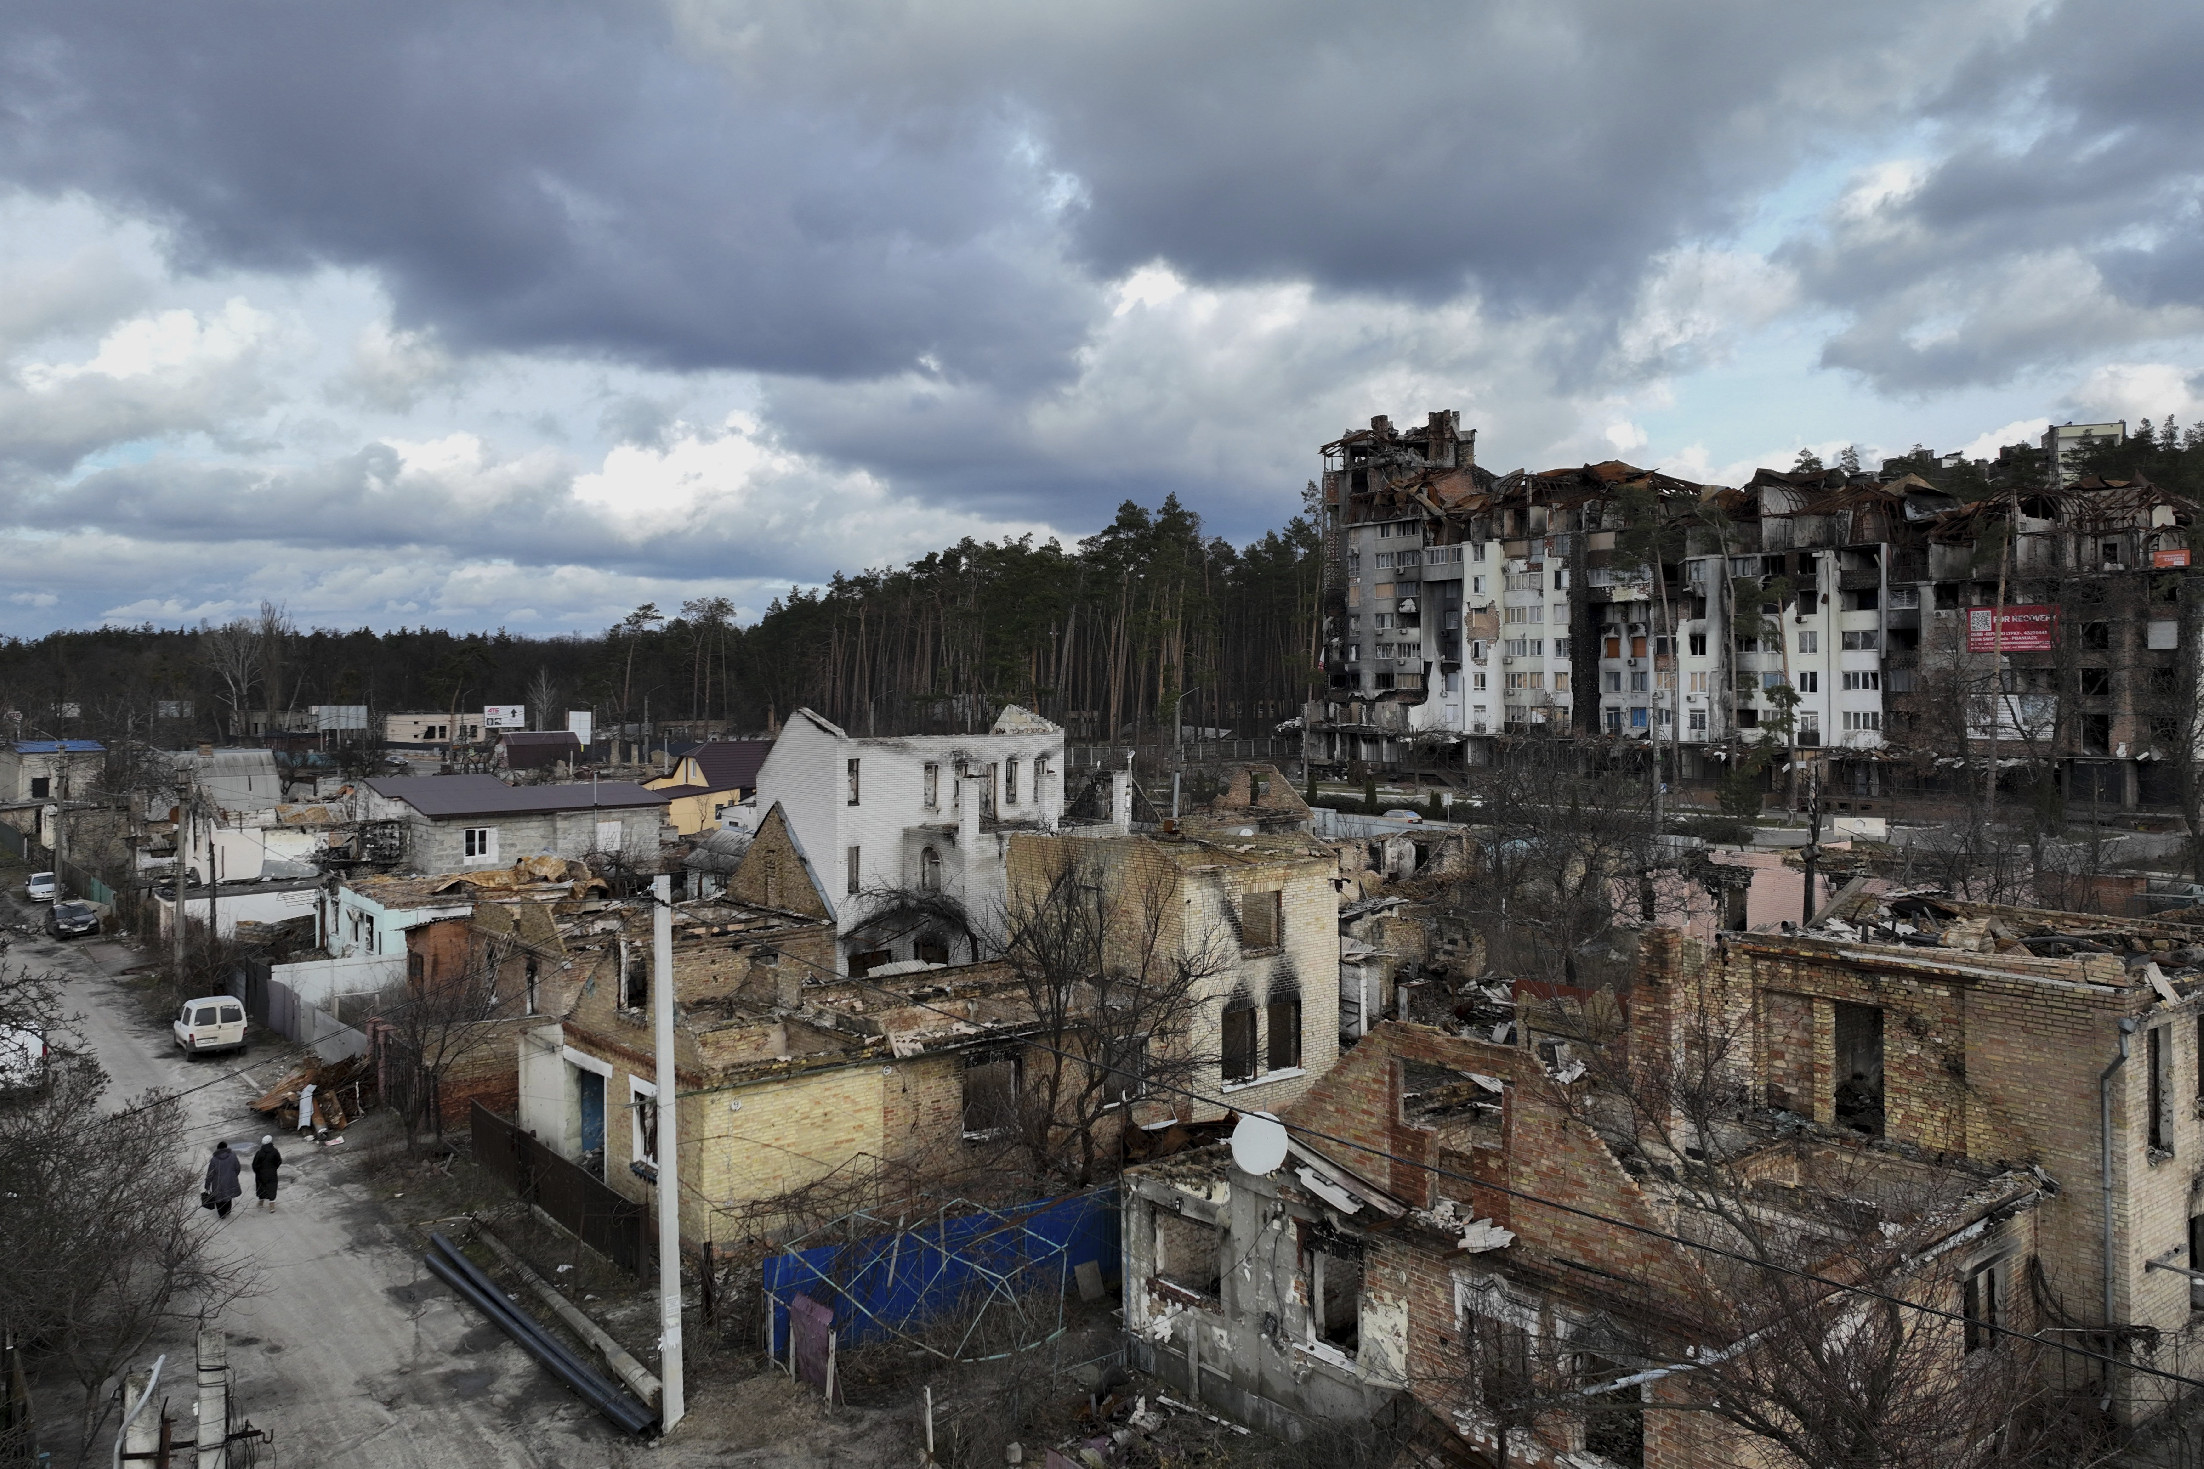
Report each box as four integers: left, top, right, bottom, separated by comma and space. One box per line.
1230, 1111, 1289, 1176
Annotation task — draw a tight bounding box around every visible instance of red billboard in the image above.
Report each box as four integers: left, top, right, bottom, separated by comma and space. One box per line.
2153, 548, 2191, 569
1966, 605, 2057, 652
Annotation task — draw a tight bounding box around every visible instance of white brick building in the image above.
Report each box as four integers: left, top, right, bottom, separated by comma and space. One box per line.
750, 706, 1066, 973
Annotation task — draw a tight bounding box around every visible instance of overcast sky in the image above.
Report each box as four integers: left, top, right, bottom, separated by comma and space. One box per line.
1, 0, 2201, 635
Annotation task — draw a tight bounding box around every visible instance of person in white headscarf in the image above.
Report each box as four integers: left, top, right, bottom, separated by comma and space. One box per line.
251, 1135, 283, 1210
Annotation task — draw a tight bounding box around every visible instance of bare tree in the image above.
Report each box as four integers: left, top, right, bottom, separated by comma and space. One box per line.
990, 845, 1235, 1188
0, 953, 252, 1463
1483, 984, 2103, 1469
197, 618, 260, 737
526, 665, 562, 733
375, 925, 524, 1148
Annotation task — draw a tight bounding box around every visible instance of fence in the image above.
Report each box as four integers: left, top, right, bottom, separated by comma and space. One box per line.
1068, 738, 1301, 772
471, 1102, 653, 1275
762, 1189, 1119, 1362
0, 821, 21, 861
233, 956, 372, 1059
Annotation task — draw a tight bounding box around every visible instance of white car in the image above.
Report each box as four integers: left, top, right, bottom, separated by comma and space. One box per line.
173, 996, 248, 1055
24, 872, 56, 903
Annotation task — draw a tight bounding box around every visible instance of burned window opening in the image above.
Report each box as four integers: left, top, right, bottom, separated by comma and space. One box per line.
1241, 889, 1282, 951
1833, 1001, 1884, 1137
961, 1051, 1019, 1140
620, 940, 649, 1011
2150, 1025, 2174, 1156
1308, 1238, 1363, 1353
1222, 993, 1259, 1084
1267, 991, 1302, 1071
1154, 1208, 1221, 1301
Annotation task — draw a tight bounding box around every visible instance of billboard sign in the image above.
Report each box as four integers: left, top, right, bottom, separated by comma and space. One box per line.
2153, 548, 2191, 569
1966, 605, 2057, 653
483, 704, 526, 729
311, 705, 369, 731
567, 710, 593, 746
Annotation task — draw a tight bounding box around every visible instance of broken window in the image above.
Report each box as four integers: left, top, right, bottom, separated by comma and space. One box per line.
961, 1051, 1018, 1139
2080, 667, 2112, 696
1267, 992, 1302, 1071
1004, 758, 1019, 805
846, 757, 861, 805
1153, 1208, 1221, 1300
1832, 1001, 1884, 1137
2150, 1025, 2174, 1155
915, 934, 951, 965
924, 762, 939, 808
1469, 1308, 1534, 1414
847, 845, 861, 896
1241, 889, 1282, 950
1222, 996, 1259, 1084
920, 845, 941, 891
2190, 1215, 2204, 1312
1309, 1238, 1363, 1353
620, 940, 649, 1010
1102, 1033, 1149, 1106
1962, 1256, 2007, 1353
849, 949, 892, 978
523, 956, 539, 1016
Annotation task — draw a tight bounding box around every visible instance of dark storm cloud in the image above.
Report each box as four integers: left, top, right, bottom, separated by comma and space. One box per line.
3, 0, 1978, 390
0, 0, 1094, 386
1787, 0, 2204, 389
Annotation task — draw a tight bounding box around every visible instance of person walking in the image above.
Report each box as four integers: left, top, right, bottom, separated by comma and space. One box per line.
251, 1135, 283, 1211
203, 1140, 242, 1220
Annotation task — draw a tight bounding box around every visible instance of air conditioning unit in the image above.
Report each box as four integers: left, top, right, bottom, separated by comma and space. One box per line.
1628, 658, 1641, 668
1503, 655, 1516, 665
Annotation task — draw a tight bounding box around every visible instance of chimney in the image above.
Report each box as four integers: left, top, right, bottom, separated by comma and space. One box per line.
1110, 771, 1132, 835
196, 743, 214, 759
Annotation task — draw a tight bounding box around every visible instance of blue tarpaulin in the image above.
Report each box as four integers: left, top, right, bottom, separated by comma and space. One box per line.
762, 1188, 1119, 1360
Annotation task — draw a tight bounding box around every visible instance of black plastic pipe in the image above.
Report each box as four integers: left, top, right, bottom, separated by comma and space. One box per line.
424, 1234, 656, 1436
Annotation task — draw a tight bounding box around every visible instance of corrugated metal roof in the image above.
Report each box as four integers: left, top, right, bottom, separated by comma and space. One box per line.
364, 773, 668, 818
12, 740, 103, 753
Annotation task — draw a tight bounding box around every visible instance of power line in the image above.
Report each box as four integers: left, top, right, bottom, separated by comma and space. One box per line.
702, 944, 2204, 1391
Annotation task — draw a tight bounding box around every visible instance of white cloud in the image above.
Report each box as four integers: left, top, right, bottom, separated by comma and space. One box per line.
2066, 363, 2204, 425
7, 592, 57, 608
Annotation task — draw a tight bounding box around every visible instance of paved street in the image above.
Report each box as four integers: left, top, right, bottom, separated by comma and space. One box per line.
7, 900, 646, 1468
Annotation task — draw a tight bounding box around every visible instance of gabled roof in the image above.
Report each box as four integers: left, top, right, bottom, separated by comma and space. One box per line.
365, 773, 667, 819
682, 739, 772, 791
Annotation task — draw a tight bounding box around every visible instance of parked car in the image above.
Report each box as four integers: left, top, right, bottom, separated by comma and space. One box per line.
173, 995, 248, 1055
24, 872, 56, 903
43, 900, 98, 939
0, 1026, 48, 1097
1380, 809, 1424, 823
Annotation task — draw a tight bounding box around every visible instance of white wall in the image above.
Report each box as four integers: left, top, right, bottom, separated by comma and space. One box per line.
752, 709, 1068, 966
271, 952, 405, 1008
154, 884, 320, 940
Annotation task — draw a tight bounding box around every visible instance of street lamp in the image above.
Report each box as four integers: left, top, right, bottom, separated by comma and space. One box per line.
1172, 686, 1204, 819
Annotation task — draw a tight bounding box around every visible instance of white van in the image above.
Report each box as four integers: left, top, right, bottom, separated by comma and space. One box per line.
25, 872, 56, 903
173, 996, 248, 1055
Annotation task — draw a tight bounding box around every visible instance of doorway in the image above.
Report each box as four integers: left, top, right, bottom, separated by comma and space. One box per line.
578, 1068, 606, 1179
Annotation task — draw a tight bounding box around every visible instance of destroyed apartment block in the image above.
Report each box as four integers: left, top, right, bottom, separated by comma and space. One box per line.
1122, 1017, 2044, 1464
1305, 409, 2203, 819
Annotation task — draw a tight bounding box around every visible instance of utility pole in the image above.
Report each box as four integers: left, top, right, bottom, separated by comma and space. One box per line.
173, 774, 191, 984
195, 1328, 226, 1469
1802, 764, 1823, 927
650, 873, 685, 1430
115, 1356, 165, 1469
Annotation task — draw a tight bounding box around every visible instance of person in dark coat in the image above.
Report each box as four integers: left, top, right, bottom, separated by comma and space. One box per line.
251, 1135, 283, 1210
204, 1141, 242, 1219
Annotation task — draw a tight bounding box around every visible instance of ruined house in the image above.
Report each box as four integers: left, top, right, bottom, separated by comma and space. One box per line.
1122, 1017, 2045, 1463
